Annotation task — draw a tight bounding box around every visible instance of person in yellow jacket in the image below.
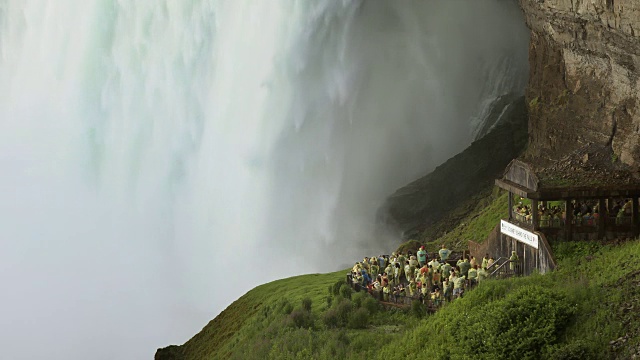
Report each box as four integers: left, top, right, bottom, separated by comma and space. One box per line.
408, 279, 417, 297
439, 244, 451, 262
467, 265, 478, 288
383, 285, 390, 302
453, 275, 465, 299
443, 279, 453, 302
482, 254, 489, 269
459, 258, 471, 278
509, 251, 519, 273
370, 260, 379, 278
470, 256, 477, 268
417, 246, 428, 266
431, 287, 443, 307
421, 283, 429, 303
404, 261, 412, 283
478, 267, 489, 283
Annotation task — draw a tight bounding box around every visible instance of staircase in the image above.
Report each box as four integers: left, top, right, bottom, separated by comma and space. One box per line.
487, 257, 519, 278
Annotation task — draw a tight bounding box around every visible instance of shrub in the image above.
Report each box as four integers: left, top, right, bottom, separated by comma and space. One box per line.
352, 291, 368, 308
453, 285, 577, 359
322, 308, 339, 329
326, 295, 333, 308
339, 284, 352, 300
411, 299, 426, 319
301, 297, 312, 312
347, 308, 369, 329
362, 297, 379, 315
334, 299, 353, 326
542, 340, 595, 360
288, 308, 314, 329
331, 280, 344, 296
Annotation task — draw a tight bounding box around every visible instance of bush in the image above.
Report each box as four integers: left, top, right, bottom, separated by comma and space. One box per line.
322, 308, 339, 329
326, 295, 333, 308
411, 299, 426, 319
542, 340, 595, 360
288, 308, 314, 329
352, 291, 368, 308
347, 308, 369, 329
302, 297, 312, 312
362, 297, 379, 315
334, 299, 353, 326
453, 285, 577, 359
331, 280, 344, 296
339, 284, 352, 300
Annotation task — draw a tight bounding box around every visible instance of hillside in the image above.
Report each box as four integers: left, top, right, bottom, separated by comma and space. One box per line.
157, 236, 640, 360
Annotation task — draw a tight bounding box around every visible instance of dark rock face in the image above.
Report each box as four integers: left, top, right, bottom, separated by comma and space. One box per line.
155, 345, 184, 360
379, 97, 528, 238
520, 0, 640, 167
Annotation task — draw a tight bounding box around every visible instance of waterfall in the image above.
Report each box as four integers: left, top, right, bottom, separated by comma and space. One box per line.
0, 1, 528, 358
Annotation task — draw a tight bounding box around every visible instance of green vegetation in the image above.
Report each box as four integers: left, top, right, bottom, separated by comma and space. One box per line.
164, 240, 640, 359
529, 96, 540, 110
418, 188, 509, 251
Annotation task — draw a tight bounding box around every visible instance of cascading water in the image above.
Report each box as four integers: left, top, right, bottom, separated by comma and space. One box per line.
0, 1, 528, 359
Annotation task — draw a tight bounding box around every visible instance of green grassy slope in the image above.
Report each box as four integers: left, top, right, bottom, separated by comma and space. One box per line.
175, 272, 346, 360
417, 188, 509, 251
159, 239, 640, 360
157, 183, 640, 360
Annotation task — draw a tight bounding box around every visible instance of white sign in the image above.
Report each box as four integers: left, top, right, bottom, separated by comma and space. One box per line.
500, 220, 539, 249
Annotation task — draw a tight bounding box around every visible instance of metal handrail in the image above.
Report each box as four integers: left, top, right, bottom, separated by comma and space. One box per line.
489, 260, 512, 277
486, 257, 508, 271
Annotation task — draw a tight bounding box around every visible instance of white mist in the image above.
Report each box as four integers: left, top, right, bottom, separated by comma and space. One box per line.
0, 1, 528, 359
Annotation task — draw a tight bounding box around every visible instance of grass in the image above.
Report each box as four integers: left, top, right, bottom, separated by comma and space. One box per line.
166, 240, 640, 360
419, 188, 508, 250
179, 271, 348, 360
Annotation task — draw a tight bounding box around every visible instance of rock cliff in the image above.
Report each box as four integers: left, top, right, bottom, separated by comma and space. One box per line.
379, 98, 528, 238
520, 0, 640, 166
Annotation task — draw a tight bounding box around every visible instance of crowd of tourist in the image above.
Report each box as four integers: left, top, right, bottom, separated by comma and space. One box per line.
348, 245, 502, 309
512, 198, 635, 228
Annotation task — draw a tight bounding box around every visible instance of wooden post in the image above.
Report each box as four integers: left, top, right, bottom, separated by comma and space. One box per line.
633, 197, 639, 237
566, 200, 573, 242
598, 198, 606, 239
532, 199, 540, 231
508, 191, 513, 220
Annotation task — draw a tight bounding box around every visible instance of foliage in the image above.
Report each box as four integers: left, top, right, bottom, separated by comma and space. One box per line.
395, 239, 424, 255
172, 237, 640, 360
542, 340, 595, 360
427, 189, 509, 247
529, 96, 540, 110
410, 299, 426, 319
286, 308, 315, 329
301, 297, 312, 312
333, 298, 353, 327
551, 241, 605, 262
347, 308, 369, 329
331, 279, 343, 296
276, 299, 293, 315
362, 297, 379, 315
339, 283, 352, 300
611, 153, 619, 163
